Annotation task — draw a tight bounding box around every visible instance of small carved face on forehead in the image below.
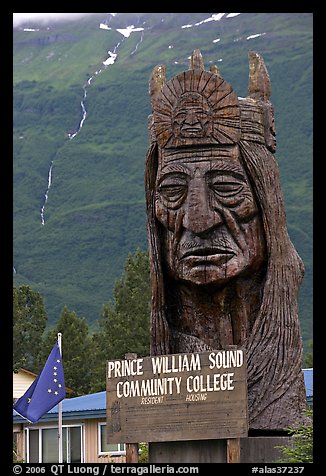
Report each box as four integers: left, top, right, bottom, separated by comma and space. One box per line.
155, 145, 266, 286
172, 93, 212, 139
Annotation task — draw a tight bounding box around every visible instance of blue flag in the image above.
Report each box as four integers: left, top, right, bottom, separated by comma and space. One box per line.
14, 340, 66, 423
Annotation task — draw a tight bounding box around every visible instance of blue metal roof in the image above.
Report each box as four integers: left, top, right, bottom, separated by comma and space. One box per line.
52, 390, 106, 412
13, 369, 313, 424
13, 391, 107, 423
303, 368, 313, 398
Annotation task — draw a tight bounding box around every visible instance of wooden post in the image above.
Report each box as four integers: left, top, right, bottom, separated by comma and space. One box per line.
227, 438, 241, 463
126, 443, 139, 463
124, 353, 139, 463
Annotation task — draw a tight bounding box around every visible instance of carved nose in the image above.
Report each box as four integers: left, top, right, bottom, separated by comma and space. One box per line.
184, 113, 200, 126
183, 181, 223, 235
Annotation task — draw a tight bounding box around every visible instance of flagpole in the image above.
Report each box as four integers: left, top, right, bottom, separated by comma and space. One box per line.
58, 333, 63, 463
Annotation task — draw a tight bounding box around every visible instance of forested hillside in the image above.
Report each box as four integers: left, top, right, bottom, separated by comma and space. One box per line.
13, 13, 312, 349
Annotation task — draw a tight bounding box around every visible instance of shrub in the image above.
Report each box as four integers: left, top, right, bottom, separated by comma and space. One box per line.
275, 408, 313, 463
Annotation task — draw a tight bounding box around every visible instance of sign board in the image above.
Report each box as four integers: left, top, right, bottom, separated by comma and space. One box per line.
106, 349, 248, 443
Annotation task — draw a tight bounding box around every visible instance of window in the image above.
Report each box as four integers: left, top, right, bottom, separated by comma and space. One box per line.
25, 425, 83, 463
98, 422, 125, 456
42, 428, 58, 462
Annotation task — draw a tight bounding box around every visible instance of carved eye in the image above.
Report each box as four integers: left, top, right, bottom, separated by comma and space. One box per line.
157, 174, 188, 207
210, 180, 243, 197
158, 183, 187, 203
173, 112, 186, 124
209, 172, 245, 200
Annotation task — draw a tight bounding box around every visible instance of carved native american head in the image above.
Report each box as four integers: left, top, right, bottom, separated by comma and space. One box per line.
145, 50, 307, 430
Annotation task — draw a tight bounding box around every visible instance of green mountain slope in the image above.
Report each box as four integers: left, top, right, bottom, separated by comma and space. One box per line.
13, 13, 313, 348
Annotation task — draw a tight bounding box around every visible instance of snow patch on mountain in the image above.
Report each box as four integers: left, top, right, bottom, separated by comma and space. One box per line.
182, 13, 241, 29
246, 33, 266, 40
103, 51, 117, 65
99, 23, 144, 37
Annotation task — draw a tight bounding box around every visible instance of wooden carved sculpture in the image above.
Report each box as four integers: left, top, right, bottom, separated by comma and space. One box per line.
145, 50, 308, 431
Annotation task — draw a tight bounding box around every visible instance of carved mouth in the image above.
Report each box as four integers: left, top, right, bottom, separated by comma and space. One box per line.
183, 126, 201, 132
181, 247, 235, 260
181, 125, 202, 136
182, 131, 202, 137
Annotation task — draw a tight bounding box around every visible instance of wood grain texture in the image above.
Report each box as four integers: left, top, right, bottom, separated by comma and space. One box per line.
145, 50, 308, 431
107, 351, 248, 443
227, 438, 241, 463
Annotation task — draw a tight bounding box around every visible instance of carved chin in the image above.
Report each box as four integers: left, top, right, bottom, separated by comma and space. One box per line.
170, 255, 250, 286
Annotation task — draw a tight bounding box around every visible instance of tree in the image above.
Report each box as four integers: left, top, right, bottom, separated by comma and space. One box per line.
90, 249, 150, 392
276, 408, 313, 463
41, 306, 93, 396
304, 339, 313, 367
13, 285, 47, 372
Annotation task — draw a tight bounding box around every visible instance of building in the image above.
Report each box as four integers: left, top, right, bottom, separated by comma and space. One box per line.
13, 368, 38, 401
13, 369, 313, 463
303, 368, 313, 407
13, 391, 125, 463
13, 367, 74, 403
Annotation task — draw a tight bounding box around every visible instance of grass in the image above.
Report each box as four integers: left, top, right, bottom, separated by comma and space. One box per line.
13, 13, 313, 339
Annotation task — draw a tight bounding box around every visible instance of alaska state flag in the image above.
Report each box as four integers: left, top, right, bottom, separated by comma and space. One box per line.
14, 340, 66, 423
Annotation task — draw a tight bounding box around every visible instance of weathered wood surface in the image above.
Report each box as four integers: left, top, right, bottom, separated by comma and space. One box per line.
148, 436, 293, 463
107, 350, 248, 443
149, 440, 227, 463
123, 353, 139, 463
145, 49, 308, 431
240, 436, 293, 463
125, 443, 139, 463
227, 438, 241, 463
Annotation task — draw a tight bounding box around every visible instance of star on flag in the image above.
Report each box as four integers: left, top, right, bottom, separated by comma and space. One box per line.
13, 340, 66, 423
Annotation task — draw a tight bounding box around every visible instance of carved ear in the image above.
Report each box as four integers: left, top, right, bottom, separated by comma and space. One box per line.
248, 51, 271, 101
149, 64, 166, 108
189, 49, 205, 70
